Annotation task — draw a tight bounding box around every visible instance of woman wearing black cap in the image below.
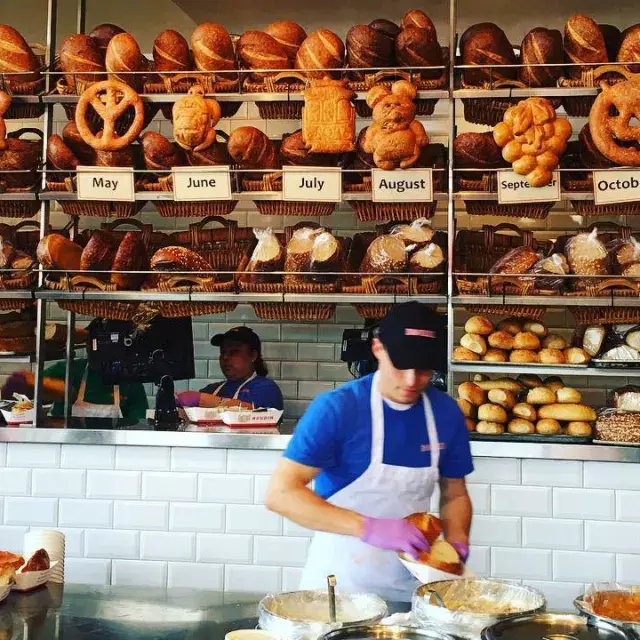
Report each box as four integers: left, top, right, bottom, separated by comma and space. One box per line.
266, 302, 473, 602
176, 326, 283, 410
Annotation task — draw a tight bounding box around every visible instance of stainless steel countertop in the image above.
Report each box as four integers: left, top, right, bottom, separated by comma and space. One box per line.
0, 421, 640, 462
0, 584, 410, 639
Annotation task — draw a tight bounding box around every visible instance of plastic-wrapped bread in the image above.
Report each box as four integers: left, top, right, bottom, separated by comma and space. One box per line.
607, 236, 640, 273
626, 328, 640, 351
360, 235, 407, 274
565, 228, 608, 280
409, 242, 445, 278
245, 228, 284, 284
528, 253, 569, 291
613, 385, 640, 412
583, 325, 607, 357
309, 231, 343, 285
284, 227, 322, 285
489, 246, 539, 275
622, 263, 640, 280
390, 218, 434, 248
601, 345, 640, 361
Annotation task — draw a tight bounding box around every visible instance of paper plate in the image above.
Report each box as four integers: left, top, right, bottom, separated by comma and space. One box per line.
12, 561, 58, 593
399, 554, 473, 584
183, 406, 225, 424
1, 407, 36, 426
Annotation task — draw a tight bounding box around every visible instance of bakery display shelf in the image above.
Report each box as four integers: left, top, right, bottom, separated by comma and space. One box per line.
0, 95, 42, 104
0, 290, 36, 300
452, 295, 640, 308
453, 87, 600, 99
454, 191, 594, 201
451, 363, 638, 377
0, 345, 84, 364
0, 192, 38, 202
470, 432, 592, 445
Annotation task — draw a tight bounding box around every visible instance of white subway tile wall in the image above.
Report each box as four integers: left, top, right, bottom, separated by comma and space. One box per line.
1, 444, 639, 601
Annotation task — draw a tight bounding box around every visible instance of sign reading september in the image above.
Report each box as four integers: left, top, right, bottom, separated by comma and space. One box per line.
497, 170, 561, 204
594, 170, 640, 205
282, 166, 342, 202
76, 166, 135, 202
371, 169, 433, 202
172, 166, 232, 201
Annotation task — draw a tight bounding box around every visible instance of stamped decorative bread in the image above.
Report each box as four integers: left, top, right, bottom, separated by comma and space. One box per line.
302, 79, 356, 154
173, 85, 222, 152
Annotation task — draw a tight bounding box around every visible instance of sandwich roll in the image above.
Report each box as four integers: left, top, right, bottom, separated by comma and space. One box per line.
536, 418, 562, 435
538, 403, 597, 422
478, 403, 508, 423
476, 421, 505, 435
508, 418, 536, 435
513, 402, 537, 421
483, 348, 508, 363
514, 331, 541, 351
510, 349, 539, 364
488, 331, 514, 350
527, 386, 557, 405
460, 333, 487, 356
565, 347, 591, 364
488, 388, 516, 410
544, 376, 565, 392
543, 334, 567, 350
458, 381, 485, 406
539, 348, 566, 365
465, 418, 477, 432
405, 512, 442, 546
453, 346, 480, 362
422, 540, 463, 576
557, 387, 582, 404
497, 318, 522, 336
517, 374, 543, 389
457, 398, 475, 418
474, 378, 522, 392
464, 315, 493, 336
567, 421, 593, 437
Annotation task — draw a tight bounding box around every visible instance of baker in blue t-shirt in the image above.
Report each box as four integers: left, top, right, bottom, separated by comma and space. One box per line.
266, 303, 473, 602
177, 326, 283, 410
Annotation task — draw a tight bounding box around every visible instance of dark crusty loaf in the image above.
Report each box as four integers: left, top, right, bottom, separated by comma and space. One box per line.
59, 34, 105, 88
151, 246, 213, 272
347, 24, 394, 71
564, 14, 607, 78
600, 24, 622, 61
490, 246, 540, 275
617, 24, 640, 72
111, 232, 148, 289
579, 124, 614, 169
47, 135, 79, 172
80, 230, 118, 273
237, 30, 290, 80
106, 32, 145, 90
37, 234, 82, 272
295, 29, 345, 78
368, 19, 401, 45
0, 25, 40, 85
400, 10, 437, 42
265, 21, 307, 64
153, 29, 191, 74
141, 131, 186, 171
88, 23, 125, 52
281, 129, 333, 167
191, 23, 236, 77
227, 126, 279, 170
395, 26, 442, 78
62, 121, 96, 165
460, 23, 516, 85
519, 28, 563, 87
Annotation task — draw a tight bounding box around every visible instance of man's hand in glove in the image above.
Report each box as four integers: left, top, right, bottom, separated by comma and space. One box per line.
361, 517, 430, 559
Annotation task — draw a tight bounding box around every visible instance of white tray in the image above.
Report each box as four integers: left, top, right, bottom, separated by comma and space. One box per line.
220, 409, 283, 427
399, 553, 473, 583
12, 561, 58, 592
1, 407, 36, 426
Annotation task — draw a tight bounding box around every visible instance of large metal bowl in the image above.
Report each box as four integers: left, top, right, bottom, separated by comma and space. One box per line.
319, 625, 456, 639
412, 579, 547, 640
258, 590, 388, 640
574, 592, 640, 638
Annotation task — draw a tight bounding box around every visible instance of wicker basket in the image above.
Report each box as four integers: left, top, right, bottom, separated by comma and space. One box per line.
0, 45, 46, 119
46, 175, 146, 218
343, 275, 416, 320
0, 186, 41, 218
558, 64, 627, 116
242, 71, 307, 120
595, 410, 640, 443
99, 217, 170, 254
463, 304, 547, 321
454, 223, 554, 296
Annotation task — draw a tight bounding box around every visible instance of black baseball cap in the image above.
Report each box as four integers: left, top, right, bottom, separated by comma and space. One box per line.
211, 326, 261, 352
377, 302, 447, 371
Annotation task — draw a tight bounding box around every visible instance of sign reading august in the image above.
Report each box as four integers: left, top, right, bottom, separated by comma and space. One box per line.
371, 169, 433, 202
172, 166, 232, 201
76, 166, 135, 202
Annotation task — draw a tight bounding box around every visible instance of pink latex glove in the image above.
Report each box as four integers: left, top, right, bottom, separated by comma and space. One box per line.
176, 391, 200, 408
361, 517, 430, 559
451, 542, 470, 564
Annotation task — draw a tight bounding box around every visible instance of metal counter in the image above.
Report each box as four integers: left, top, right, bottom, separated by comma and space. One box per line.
0, 419, 639, 462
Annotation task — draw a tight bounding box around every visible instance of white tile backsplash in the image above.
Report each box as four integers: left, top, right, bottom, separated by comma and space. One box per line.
254, 536, 310, 567
0, 468, 31, 496
168, 562, 223, 590
585, 462, 640, 490
61, 445, 115, 469
553, 551, 616, 583
492, 486, 552, 517
522, 519, 583, 551
616, 554, 640, 585
471, 515, 521, 547
4, 497, 57, 526
141, 531, 196, 561
553, 488, 615, 521
171, 448, 226, 473
113, 501, 169, 531
198, 474, 254, 504
6, 443, 60, 468
225, 565, 281, 593
142, 472, 197, 501
282, 567, 303, 591
112, 560, 167, 587
87, 471, 142, 500
59, 499, 113, 529
227, 450, 282, 475
0, 525, 28, 553
586, 521, 640, 554
169, 503, 224, 533
616, 491, 640, 522
65, 558, 112, 585
85, 529, 140, 559
522, 460, 583, 488
115, 447, 171, 471
523, 580, 584, 610
197, 534, 253, 564
32, 469, 86, 498
468, 458, 520, 485
491, 548, 552, 581
226, 505, 282, 535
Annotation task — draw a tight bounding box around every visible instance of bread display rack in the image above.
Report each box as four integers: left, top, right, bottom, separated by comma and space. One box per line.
1, 0, 640, 432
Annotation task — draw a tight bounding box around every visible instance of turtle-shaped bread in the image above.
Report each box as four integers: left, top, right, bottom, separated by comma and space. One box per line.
172, 85, 222, 152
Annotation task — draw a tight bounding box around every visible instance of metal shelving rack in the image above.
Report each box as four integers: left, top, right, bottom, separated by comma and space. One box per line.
2, 0, 640, 426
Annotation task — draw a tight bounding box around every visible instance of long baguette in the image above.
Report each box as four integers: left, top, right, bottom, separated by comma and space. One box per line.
473, 378, 523, 392
538, 403, 596, 422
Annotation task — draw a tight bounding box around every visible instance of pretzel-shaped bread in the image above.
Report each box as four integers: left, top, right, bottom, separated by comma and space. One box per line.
75, 80, 144, 151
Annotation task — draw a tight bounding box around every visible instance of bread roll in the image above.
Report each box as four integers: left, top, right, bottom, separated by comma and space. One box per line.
543, 334, 567, 350
151, 246, 212, 272
474, 378, 522, 392
346, 24, 394, 71
478, 403, 508, 423
564, 14, 607, 79
460, 22, 516, 85
59, 34, 105, 88
513, 402, 537, 421
141, 131, 185, 171
460, 333, 487, 356
465, 418, 477, 432
457, 398, 475, 418
405, 512, 442, 546
519, 27, 563, 87
538, 403, 597, 421
0, 25, 40, 85
483, 348, 508, 363
488, 331, 515, 351
191, 23, 236, 76
513, 332, 541, 351
508, 418, 536, 434
539, 348, 566, 365
37, 234, 82, 271
395, 26, 442, 78
488, 388, 515, 410
453, 346, 480, 362
88, 23, 124, 51
238, 30, 290, 80
523, 321, 548, 337
543, 376, 565, 392
497, 318, 523, 336
453, 132, 504, 169
265, 21, 307, 63
227, 127, 278, 170
517, 374, 543, 389
106, 33, 145, 90
565, 347, 591, 364
537, 418, 562, 435
458, 381, 484, 406
464, 316, 493, 336
567, 421, 593, 437
527, 386, 557, 405
153, 29, 191, 74
557, 387, 582, 403
295, 29, 345, 78
476, 420, 505, 434
510, 349, 539, 364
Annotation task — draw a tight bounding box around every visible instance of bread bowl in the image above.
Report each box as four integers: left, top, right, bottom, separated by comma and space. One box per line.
478, 403, 508, 423
536, 418, 562, 435
527, 386, 557, 405
460, 333, 487, 356
488, 388, 516, 410
422, 540, 463, 576
476, 421, 505, 434
464, 316, 493, 336
458, 381, 485, 406
513, 403, 537, 421
508, 418, 536, 434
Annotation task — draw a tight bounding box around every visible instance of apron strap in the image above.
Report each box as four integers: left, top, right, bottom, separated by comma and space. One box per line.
213, 372, 258, 400
422, 391, 440, 470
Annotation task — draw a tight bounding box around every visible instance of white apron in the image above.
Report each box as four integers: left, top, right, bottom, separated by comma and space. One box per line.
299, 372, 440, 602
72, 367, 123, 419
213, 372, 257, 403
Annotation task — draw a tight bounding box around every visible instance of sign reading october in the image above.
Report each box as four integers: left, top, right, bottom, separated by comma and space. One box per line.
172, 166, 232, 201
372, 168, 433, 202
497, 170, 561, 204
76, 166, 135, 202
282, 166, 342, 202
594, 170, 640, 205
